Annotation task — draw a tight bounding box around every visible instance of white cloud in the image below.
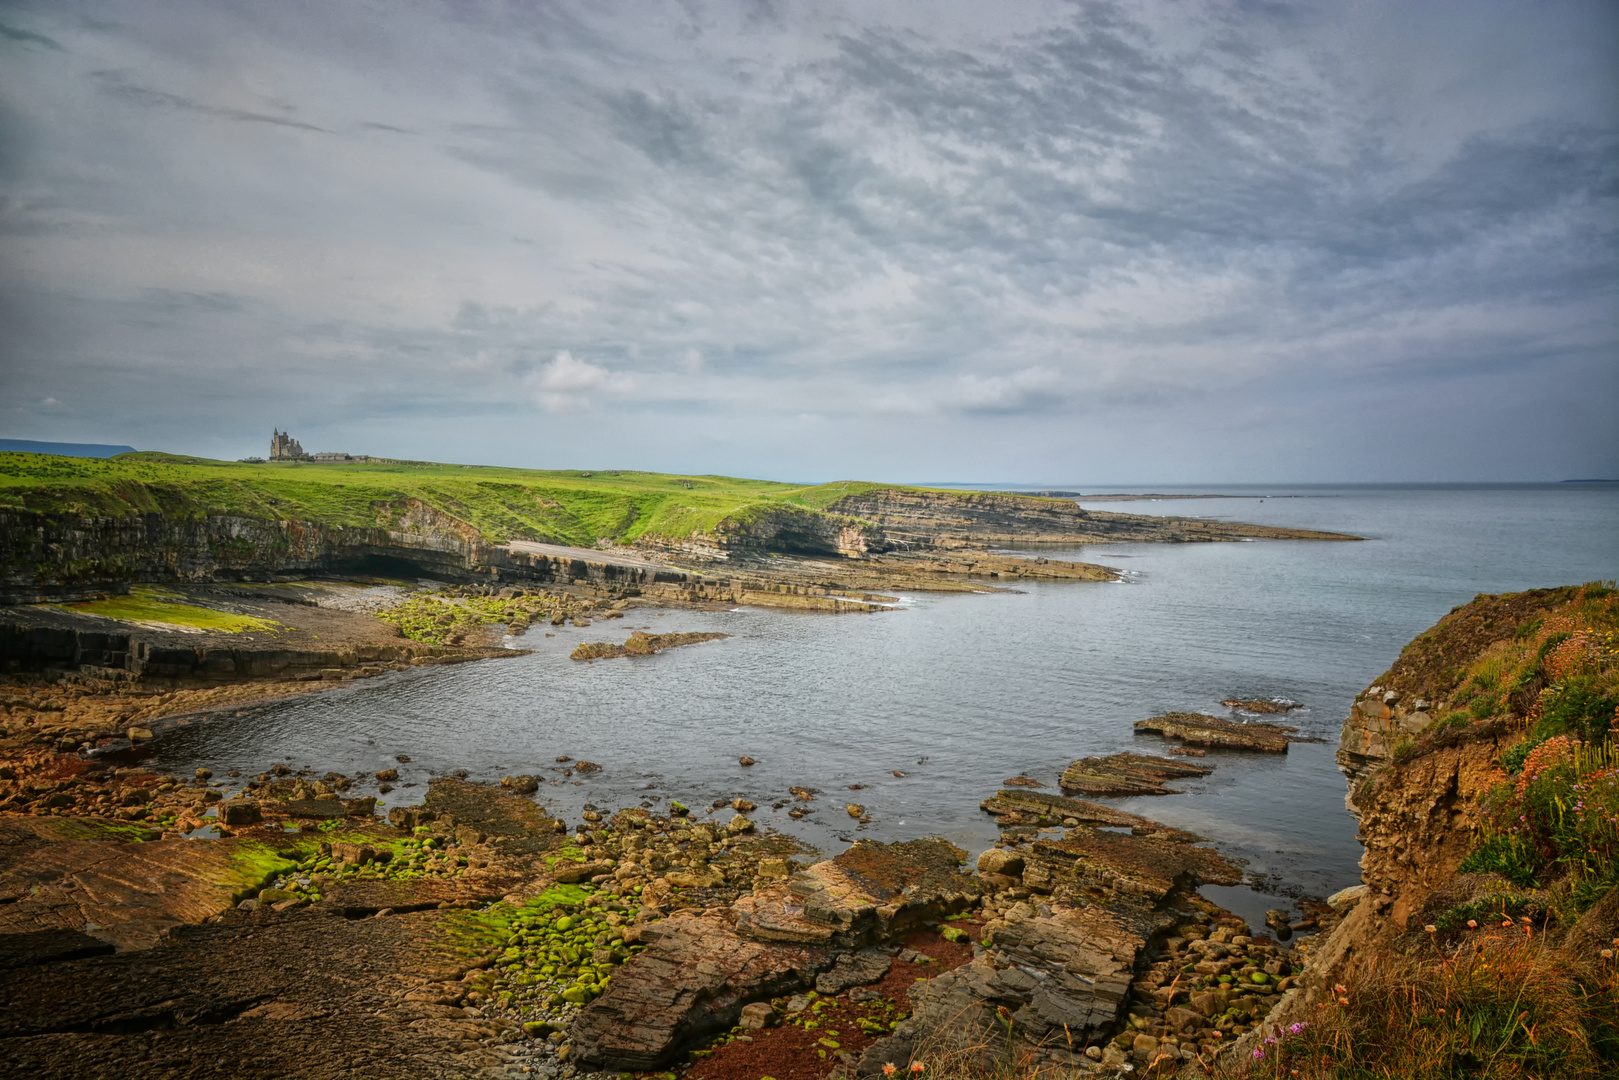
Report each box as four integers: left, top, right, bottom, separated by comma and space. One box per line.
526, 350, 634, 412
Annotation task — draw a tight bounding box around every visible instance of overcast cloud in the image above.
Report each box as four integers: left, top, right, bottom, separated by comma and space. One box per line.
0, 0, 1615, 482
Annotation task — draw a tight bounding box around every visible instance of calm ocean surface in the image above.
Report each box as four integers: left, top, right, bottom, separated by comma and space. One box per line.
144, 483, 1618, 927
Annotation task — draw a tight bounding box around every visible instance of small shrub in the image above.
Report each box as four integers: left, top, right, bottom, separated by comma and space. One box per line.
1539, 674, 1619, 744
1458, 835, 1541, 889
1431, 711, 1472, 734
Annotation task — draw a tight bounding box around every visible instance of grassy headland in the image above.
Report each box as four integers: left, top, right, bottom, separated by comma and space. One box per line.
0, 451, 920, 548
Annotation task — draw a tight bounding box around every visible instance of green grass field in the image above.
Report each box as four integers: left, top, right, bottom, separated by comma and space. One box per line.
0, 451, 929, 547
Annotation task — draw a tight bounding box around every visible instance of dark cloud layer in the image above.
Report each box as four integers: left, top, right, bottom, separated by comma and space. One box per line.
0, 0, 1614, 481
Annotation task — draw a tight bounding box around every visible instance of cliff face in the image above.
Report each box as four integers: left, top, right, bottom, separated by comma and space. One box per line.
0, 500, 689, 603
709, 506, 889, 558
0, 620, 425, 681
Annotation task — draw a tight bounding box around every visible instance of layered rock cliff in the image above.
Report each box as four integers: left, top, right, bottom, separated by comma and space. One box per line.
0, 500, 689, 604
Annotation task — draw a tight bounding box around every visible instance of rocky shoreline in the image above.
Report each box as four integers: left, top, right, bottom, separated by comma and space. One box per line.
8, 576, 1599, 1078
0, 598, 1336, 1080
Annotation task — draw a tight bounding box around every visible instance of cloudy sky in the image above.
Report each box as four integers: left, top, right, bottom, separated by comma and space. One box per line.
1, 1, 1615, 483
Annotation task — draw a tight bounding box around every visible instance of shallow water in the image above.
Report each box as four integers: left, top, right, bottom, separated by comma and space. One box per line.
129, 483, 1618, 925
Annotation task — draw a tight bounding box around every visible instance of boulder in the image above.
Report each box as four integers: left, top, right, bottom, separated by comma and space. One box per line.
813, 948, 893, 994
733, 838, 979, 947
755, 858, 790, 881
976, 848, 1024, 878
858, 904, 1139, 1074
217, 798, 261, 826
387, 806, 436, 830
342, 796, 377, 818
501, 775, 538, 793
738, 1001, 776, 1030
330, 842, 379, 866
1165, 1006, 1204, 1033
1326, 883, 1368, 912
664, 867, 726, 889
553, 860, 616, 885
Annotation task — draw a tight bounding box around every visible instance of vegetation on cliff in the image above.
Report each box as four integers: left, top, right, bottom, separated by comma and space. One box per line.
1379, 583, 1617, 765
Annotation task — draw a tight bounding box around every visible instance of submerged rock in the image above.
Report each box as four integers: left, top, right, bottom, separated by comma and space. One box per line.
1222, 697, 1304, 714
979, 788, 1198, 838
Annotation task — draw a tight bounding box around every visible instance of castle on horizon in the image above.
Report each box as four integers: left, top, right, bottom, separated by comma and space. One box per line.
269, 429, 305, 460
270, 429, 365, 463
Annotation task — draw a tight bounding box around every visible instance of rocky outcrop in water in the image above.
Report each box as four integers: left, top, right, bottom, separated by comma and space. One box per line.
569, 631, 729, 661
823, 489, 1359, 550
1134, 712, 1297, 752
1059, 751, 1214, 796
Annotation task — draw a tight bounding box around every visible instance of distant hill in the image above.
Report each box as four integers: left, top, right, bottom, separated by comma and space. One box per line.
0, 439, 136, 459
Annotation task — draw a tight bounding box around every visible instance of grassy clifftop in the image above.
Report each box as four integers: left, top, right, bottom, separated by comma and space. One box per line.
0, 451, 966, 548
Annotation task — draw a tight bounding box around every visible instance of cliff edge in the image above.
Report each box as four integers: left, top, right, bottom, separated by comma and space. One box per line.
1214, 583, 1618, 1078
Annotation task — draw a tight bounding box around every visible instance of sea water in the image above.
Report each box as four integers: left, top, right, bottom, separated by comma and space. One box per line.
138, 483, 1618, 926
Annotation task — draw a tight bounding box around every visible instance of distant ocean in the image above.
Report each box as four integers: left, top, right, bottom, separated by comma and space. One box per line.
0, 439, 136, 458
141, 483, 1619, 927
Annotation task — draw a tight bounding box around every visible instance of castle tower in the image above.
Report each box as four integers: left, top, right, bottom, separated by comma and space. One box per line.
270, 429, 305, 460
